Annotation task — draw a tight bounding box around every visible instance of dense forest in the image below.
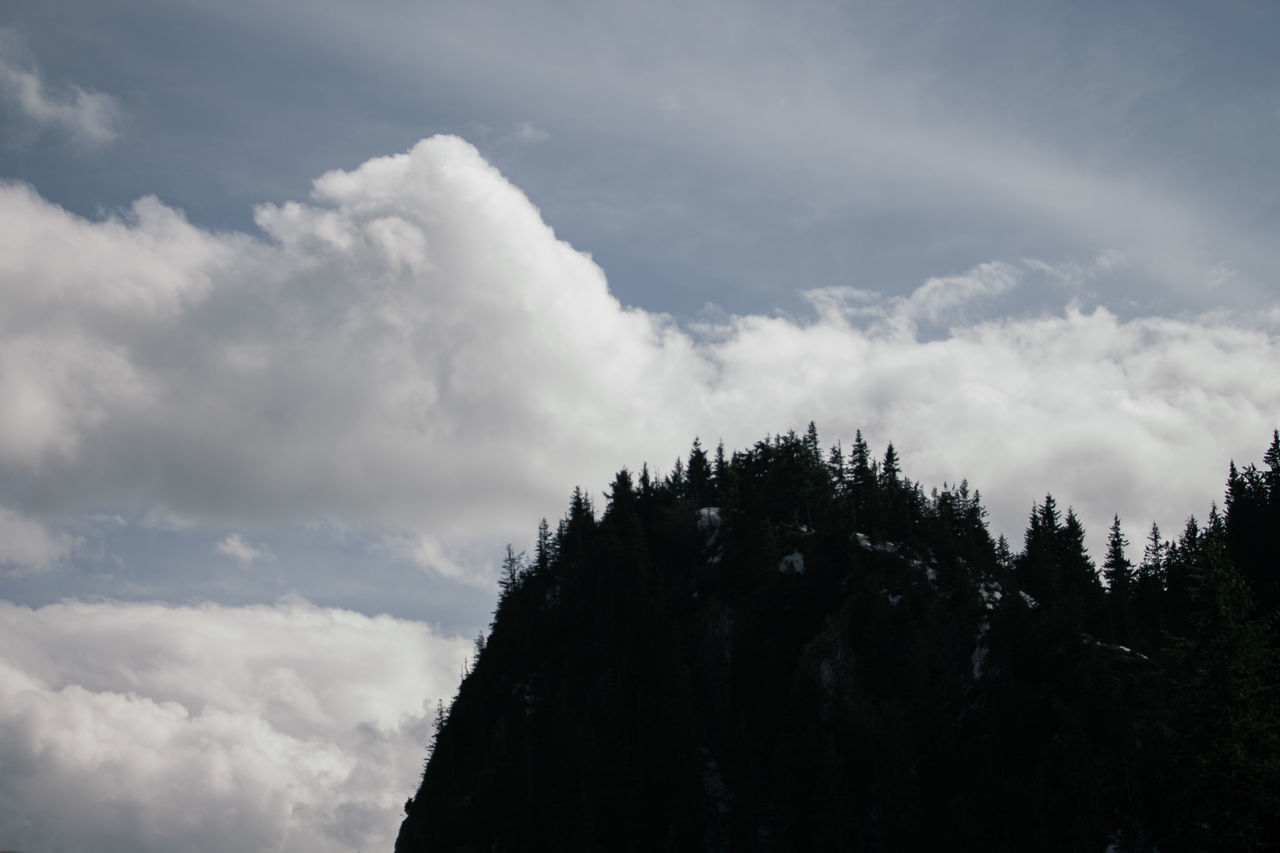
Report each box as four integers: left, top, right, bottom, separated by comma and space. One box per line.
396, 426, 1280, 852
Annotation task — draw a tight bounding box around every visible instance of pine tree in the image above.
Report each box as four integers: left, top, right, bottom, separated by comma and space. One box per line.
1159, 527, 1280, 851
1225, 443, 1280, 620
804, 420, 821, 462
713, 440, 728, 495
668, 457, 686, 493
848, 430, 873, 493
688, 438, 712, 504
498, 545, 525, 596
880, 442, 901, 488
995, 534, 1015, 574
845, 429, 877, 530
1061, 508, 1103, 621
1103, 515, 1134, 639
535, 517, 554, 574
1103, 516, 1132, 590
1140, 522, 1165, 582
605, 468, 636, 516
1017, 495, 1058, 604
826, 441, 846, 494
1263, 429, 1280, 500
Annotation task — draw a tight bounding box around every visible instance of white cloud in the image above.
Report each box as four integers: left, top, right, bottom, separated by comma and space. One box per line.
0, 598, 471, 853
0, 31, 120, 147
0, 505, 72, 574
0, 135, 1275, 575
217, 533, 269, 565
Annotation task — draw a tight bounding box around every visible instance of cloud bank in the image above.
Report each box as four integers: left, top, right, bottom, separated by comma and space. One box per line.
0, 598, 471, 853
0, 135, 1276, 574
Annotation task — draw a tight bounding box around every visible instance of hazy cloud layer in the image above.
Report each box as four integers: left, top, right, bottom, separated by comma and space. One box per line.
0, 598, 471, 853
0, 30, 120, 147
0, 136, 1276, 576
0, 506, 72, 575
169, 0, 1279, 312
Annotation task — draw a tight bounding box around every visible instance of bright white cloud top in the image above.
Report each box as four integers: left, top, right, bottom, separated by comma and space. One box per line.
1, 136, 1276, 579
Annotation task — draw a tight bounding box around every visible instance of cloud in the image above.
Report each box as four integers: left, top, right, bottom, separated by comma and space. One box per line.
515, 120, 550, 142
0, 135, 1276, 575
0, 598, 472, 853
216, 533, 269, 565
0, 30, 120, 147
0, 130, 1276, 853
0, 506, 72, 575
184, 0, 1278, 310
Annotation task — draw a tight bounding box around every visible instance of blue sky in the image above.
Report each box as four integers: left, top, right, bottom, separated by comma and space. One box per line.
1, 2, 1278, 851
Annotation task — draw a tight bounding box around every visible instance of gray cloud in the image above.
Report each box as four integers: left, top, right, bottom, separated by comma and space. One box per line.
0, 598, 471, 853
0, 30, 120, 148
0, 506, 72, 574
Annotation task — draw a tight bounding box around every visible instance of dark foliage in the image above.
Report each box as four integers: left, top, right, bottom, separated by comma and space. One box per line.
396, 427, 1279, 852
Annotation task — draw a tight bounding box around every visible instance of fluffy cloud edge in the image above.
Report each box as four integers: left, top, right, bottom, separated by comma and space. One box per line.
0, 597, 472, 853
0, 134, 1275, 579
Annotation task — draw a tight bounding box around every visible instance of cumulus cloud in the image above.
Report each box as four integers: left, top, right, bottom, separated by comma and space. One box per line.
0, 31, 120, 147
0, 135, 1276, 574
0, 598, 471, 853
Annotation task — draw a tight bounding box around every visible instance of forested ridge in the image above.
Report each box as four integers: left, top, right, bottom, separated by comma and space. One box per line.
396, 426, 1280, 852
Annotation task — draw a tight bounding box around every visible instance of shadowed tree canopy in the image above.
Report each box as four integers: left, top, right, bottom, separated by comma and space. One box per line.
396, 426, 1280, 853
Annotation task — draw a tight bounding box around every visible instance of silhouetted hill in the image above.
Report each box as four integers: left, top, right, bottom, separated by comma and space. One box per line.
396, 426, 1280, 852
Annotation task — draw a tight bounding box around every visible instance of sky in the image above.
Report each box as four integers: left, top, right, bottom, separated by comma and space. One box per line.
1, 1, 1278, 850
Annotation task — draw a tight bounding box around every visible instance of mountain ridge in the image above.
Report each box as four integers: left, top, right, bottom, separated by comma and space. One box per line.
396, 425, 1280, 852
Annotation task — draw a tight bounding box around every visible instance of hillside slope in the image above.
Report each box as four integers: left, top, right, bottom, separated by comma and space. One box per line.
396, 427, 1279, 852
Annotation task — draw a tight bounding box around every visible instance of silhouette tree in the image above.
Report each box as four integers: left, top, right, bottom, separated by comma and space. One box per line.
1103, 515, 1134, 639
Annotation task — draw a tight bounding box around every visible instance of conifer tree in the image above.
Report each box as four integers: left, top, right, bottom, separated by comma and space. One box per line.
880, 442, 901, 488
1103, 516, 1132, 590
1061, 508, 1103, 621
668, 456, 686, 493
848, 430, 873, 495
1225, 445, 1280, 620
826, 441, 846, 494
995, 534, 1014, 573
498, 545, 525, 596
687, 438, 712, 504
713, 440, 727, 495
804, 420, 821, 462
1263, 429, 1280, 500
1159, 525, 1280, 851
1103, 515, 1134, 639
605, 468, 636, 515
1140, 522, 1165, 582
1017, 495, 1058, 603
535, 518, 553, 574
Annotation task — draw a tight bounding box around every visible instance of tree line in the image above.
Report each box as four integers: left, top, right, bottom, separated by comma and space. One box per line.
397, 426, 1280, 852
